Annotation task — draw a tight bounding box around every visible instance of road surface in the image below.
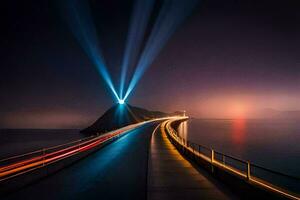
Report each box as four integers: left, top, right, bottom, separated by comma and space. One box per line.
4, 123, 157, 200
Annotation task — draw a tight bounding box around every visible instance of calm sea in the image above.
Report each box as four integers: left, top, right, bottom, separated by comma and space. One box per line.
178, 118, 300, 177
0, 129, 83, 159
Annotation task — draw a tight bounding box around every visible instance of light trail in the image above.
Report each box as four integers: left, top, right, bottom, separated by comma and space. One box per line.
0, 125, 134, 179
123, 0, 199, 101
0, 117, 179, 182
119, 0, 155, 99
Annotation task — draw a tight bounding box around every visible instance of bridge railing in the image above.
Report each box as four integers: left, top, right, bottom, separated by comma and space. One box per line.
0, 117, 174, 183
164, 119, 300, 200
0, 135, 95, 167
0, 132, 116, 182
0, 121, 148, 182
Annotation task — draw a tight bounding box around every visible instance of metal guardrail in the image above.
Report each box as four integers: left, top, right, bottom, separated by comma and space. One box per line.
164, 118, 300, 200
0, 116, 178, 183
0, 120, 153, 182
0, 135, 95, 166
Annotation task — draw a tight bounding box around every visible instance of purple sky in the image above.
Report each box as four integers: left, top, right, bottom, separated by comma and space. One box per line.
1, 0, 300, 128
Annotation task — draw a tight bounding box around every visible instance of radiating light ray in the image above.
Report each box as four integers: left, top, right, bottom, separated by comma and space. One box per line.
124, 0, 199, 101
119, 0, 155, 99
62, 0, 119, 101
62, 0, 199, 103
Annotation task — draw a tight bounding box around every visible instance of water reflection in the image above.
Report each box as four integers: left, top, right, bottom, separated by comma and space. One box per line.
231, 119, 246, 145
186, 118, 300, 178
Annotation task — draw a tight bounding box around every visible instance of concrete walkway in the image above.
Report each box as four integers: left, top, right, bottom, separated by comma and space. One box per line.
147, 124, 236, 200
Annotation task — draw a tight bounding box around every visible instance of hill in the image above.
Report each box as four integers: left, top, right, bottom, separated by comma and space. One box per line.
80, 104, 170, 135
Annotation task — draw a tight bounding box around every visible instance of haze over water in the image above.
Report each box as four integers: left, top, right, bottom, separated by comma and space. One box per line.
178, 118, 300, 177
0, 129, 82, 159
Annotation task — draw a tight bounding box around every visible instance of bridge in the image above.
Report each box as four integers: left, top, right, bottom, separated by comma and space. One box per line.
0, 117, 299, 200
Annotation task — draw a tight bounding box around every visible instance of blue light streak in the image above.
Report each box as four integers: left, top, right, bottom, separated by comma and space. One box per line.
63, 0, 120, 101
62, 0, 199, 104
119, 0, 155, 99
123, 0, 199, 101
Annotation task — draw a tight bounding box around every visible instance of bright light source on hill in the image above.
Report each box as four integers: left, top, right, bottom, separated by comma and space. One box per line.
119, 99, 125, 104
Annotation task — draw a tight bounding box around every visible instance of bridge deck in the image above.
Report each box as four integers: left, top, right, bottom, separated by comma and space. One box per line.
147, 124, 236, 200
3, 123, 157, 200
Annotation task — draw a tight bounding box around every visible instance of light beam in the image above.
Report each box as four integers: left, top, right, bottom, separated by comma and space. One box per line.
123, 0, 199, 101
62, 0, 199, 104
119, 0, 155, 99
62, 0, 119, 101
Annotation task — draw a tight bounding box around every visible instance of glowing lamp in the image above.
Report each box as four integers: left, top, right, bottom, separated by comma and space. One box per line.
119, 99, 125, 104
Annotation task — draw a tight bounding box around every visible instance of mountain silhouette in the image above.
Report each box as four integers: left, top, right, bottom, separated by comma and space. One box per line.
80, 104, 170, 134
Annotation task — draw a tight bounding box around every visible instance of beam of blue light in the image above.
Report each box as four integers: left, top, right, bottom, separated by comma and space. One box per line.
123, 0, 200, 101
62, 0, 119, 101
119, 0, 155, 99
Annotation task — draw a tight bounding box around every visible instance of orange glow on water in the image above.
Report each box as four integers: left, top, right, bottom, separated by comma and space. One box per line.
231, 118, 246, 145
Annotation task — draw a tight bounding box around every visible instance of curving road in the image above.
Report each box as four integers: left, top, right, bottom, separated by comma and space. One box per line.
4, 122, 159, 200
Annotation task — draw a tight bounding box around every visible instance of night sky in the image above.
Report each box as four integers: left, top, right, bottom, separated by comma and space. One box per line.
1, 0, 300, 128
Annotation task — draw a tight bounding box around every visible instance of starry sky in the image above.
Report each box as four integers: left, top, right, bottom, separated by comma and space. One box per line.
1, 0, 300, 128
